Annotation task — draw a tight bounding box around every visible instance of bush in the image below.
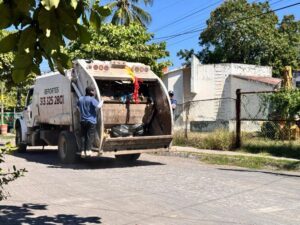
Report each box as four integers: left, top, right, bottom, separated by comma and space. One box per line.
173, 129, 235, 151
261, 121, 280, 139
0, 142, 26, 201
260, 121, 297, 140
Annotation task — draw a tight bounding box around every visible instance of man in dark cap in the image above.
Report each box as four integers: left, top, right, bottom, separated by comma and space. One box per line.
77, 86, 103, 157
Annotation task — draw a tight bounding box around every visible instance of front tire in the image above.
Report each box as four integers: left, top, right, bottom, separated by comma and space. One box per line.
58, 131, 78, 164
115, 153, 141, 162
15, 126, 27, 153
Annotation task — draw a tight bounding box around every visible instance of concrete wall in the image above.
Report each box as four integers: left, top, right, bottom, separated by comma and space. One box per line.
164, 58, 274, 131
162, 69, 184, 104
230, 76, 274, 120
186, 63, 272, 123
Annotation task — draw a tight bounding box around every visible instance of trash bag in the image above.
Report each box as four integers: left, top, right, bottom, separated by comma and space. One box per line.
111, 124, 144, 137
131, 124, 144, 136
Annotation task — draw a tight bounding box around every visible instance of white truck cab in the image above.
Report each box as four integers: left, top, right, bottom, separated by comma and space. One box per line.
15, 60, 173, 163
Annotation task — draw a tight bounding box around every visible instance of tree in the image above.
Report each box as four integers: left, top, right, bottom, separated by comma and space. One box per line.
176, 49, 194, 67
0, 31, 14, 86
178, 0, 300, 77
0, 0, 111, 83
67, 23, 171, 77
106, 0, 153, 26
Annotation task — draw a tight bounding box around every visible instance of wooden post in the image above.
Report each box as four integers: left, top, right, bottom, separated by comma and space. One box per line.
184, 101, 190, 139
235, 89, 241, 148
1, 83, 4, 125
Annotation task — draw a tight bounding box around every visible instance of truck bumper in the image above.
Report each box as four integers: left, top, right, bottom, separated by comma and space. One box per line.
94, 135, 172, 154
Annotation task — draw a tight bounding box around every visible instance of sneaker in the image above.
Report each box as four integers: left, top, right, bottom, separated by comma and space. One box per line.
81, 151, 86, 158
86, 150, 92, 156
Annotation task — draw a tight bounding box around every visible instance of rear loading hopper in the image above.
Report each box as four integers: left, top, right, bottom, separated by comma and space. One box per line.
72, 60, 173, 161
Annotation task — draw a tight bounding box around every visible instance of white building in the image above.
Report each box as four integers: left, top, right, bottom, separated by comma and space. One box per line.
163, 56, 281, 131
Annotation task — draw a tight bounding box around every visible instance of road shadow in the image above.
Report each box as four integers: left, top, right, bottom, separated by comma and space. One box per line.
0, 203, 101, 224
218, 168, 300, 178
13, 149, 165, 170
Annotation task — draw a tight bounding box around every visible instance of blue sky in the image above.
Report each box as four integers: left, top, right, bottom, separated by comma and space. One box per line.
41, 0, 300, 72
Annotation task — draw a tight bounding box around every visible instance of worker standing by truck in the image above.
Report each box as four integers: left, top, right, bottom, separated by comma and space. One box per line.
77, 86, 103, 157
168, 91, 177, 112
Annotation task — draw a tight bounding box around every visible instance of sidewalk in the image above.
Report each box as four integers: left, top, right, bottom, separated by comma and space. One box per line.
171, 146, 299, 162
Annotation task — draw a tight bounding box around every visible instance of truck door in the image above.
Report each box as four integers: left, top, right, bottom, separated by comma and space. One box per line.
24, 88, 34, 127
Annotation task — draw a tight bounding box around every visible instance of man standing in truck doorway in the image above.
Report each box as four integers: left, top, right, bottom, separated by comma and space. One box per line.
77, 86, 103, 157
169, 90, 177, 113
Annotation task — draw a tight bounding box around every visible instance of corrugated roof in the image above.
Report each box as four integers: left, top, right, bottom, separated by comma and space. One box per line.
232, 75, 282, 86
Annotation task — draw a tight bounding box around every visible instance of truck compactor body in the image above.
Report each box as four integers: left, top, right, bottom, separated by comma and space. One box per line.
15, 59, 173, 163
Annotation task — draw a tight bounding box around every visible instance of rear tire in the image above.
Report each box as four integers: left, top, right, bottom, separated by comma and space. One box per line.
58, 131, 78, 164
15, 127, 27, 153
115, 153, 141, 162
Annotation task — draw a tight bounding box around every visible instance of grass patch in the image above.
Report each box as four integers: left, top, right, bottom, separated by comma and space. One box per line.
180, 152, 300, 171
174, 130, 300, 160
0, 134, 15, 140
174, 130, 235, 151
241, 137, 300, 160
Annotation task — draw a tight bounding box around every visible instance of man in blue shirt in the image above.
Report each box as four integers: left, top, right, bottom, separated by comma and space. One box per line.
169, 90, 177, 112
77, 86, 103, 157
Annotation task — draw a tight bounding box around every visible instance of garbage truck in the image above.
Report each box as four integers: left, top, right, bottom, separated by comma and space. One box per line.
15, 59, 173, 163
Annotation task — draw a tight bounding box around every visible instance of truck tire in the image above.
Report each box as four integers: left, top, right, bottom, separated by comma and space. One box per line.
15, 127, 27, 153
115, 153, 141, 162
58, 131, 78, 164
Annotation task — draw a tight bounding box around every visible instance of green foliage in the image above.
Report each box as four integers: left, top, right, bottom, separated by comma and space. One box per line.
67, 23, 171, 76
259, 89, 300, 140
174, 130, 235, 151
106, 0, 153, 26
0, 31, 14, 85
0, 0, 111, 83
0, 142, 27, 201
261, 121, 281, 139
0, 86, 28, 111
197, 153, 300, 171
241, 136, 300, 160
263, 89, 300, 120
177, 49, 194, 67
179, 0, 300, 77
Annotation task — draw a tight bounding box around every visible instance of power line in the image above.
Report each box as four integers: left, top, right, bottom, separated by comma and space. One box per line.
168, 34, 198, 48
151, 0, 183, 14
167, 0, 290, 48
166, 0, 286, 40
154, 2, 300, 42
269, 0, 286, 6
153, 0, 223, 33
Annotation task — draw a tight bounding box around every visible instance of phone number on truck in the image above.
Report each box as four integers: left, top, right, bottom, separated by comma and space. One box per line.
40, 95, 64, 105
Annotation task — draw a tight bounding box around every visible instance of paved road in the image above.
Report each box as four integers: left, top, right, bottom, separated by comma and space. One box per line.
1, 148, 300, 225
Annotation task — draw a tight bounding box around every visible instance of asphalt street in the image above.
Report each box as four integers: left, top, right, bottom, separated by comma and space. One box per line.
1, 148, 300, 225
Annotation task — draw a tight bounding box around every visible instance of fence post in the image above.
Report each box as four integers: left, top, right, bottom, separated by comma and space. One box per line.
184, 101, 190, 139
235, 89, 241, 148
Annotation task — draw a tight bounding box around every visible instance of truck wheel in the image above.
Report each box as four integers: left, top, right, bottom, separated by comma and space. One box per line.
15, 127, 27, 153
58, 131, 78, 164
115, 153, 141, 162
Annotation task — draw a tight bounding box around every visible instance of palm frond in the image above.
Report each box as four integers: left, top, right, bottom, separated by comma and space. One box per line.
131, 4, 152, 25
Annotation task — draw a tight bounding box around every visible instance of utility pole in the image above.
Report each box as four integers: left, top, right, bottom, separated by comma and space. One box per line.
1, 82, 3, 125
235, 89, 241, 148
